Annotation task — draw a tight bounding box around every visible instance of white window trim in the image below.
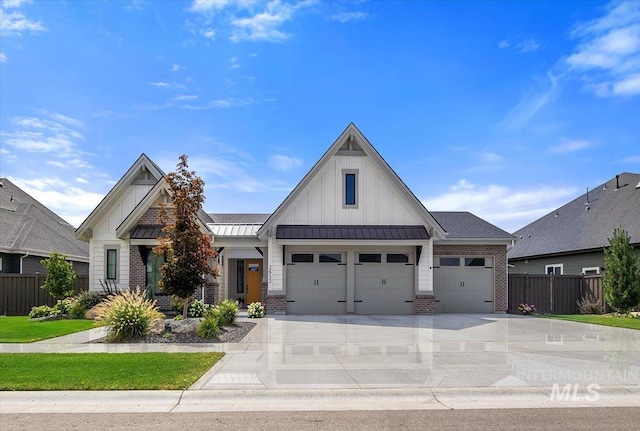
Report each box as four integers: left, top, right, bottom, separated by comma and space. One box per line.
545, 263, 563, 275
342, 168, 359, 209
582, 266, 600, 275
104, 245, 121, 283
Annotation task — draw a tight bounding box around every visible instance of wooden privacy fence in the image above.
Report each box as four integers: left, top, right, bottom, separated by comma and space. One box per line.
507, 274, 621, 314
0, 274, 89, 316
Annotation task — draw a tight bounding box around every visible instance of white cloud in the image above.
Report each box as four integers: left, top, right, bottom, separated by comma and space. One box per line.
330, 11, 370, 23
76, 177, 89, 184
149, 81, 170, 88
499, 72, 559, 129
615, 155, 640, 163
0, 51, 6, 62
566, 1, 640, 97
201, 27, 215, 39
550, 139, 594, 154
8, 176, 104, 227
230, 56, 240, 68
423, 179, 580, 233
172, 94, 199, 101
2, 1, 33, 8
171, 63, 185, 72
148, 81, 185, 90
2, 113, 85, 156
482, 152, 502, 163
189, 0, 231, 14
0, 5, 46, 36
516, 38, 540, 53
269, 154, 303, 171
498, 40, 509, 49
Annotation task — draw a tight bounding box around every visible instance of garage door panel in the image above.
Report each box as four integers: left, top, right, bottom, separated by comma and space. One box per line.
434, 257, 494, 313
354, 259, 414, 315
286, 262, 347, 315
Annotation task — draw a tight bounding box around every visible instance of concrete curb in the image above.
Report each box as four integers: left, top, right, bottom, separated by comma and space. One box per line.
2, 386, 639, 413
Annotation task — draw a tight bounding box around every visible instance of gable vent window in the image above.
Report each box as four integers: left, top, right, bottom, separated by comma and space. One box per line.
342, 169, 359, 208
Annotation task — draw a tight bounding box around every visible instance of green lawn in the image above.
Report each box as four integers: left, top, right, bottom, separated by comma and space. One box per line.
539, 314, 640, 330
0, 352, 224, 390
0, 316, 95, 343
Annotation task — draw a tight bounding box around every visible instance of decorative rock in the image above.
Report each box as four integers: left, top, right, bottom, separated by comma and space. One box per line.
148, 318, 166, 335
85, 307, 98, 320
167, 317, 201, 333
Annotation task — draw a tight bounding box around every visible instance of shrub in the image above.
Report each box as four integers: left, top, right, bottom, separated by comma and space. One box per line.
67, 301, 87, 319
518, 303, 536, 315
577, 294, 604, 315
93, 287, 165, 341
603, 227, 640, 313
205, 306, 228, 326
247, 302, 265, 318
188, 299, 210, 317
217, 299, 239, 324
197, 316, 220, 339
29, 305, 54, 319
74, 291, 103, 309
53, 298, 75, 315
171, 296, 188, 314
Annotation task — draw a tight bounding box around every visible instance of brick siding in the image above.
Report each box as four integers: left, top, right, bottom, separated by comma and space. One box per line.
433, 243, 508, 312
266, 294, 286, 315
415, 295, 435, 314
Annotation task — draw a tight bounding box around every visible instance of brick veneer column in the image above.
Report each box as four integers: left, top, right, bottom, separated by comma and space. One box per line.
415, 295, 435, 314
433, 244, 508, 313
266, 294, 286, 314
129, 244, 145, 290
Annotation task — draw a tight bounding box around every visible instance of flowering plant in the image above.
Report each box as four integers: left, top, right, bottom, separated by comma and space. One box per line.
247, 302, 265, 318
518, 303, 536, 315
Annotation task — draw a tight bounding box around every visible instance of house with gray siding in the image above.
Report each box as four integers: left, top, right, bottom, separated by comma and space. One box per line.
0, 178, 89, 275
508, 172, 640, 275
77, 124, 514, 314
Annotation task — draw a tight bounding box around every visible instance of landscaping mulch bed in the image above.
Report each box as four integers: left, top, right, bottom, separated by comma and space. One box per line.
93, 321, 256, 344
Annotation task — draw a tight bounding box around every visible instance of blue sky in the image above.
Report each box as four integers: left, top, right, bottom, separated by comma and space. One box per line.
1, 0, 639, 232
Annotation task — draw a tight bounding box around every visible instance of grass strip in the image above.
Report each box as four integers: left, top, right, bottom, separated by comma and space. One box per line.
0, 316, 95, 343
538, 314, 640, 330
0, 352, 224, 390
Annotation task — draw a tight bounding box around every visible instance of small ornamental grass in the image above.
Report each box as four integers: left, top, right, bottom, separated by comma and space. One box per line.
247, 302, 265, 318
197, 316, 220, 338
93, 287, 165, 342
577, 293, 604, 315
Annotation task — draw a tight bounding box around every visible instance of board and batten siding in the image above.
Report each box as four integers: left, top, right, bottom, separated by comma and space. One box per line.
279, 155, 421, 226
267, 235, 284, 293
88, 184, 155, 291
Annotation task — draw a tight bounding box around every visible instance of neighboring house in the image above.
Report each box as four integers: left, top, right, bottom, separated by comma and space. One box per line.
508, 172, 640, 275
0, 178, 89, 275
76, 124, 514, 314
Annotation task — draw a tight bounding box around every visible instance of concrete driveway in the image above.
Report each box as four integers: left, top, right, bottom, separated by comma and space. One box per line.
194, 314, 640, 390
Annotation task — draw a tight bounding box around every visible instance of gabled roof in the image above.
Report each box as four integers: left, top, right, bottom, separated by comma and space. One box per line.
257, 123, 446, 239
0, 178, 89, 260
508, 172, 640, 260
75, 154, 164, 241
431, 212, 514, 240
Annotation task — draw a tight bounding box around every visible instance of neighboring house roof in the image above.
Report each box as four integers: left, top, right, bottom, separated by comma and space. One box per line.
76, 154, 164, 241
276, 225, 430, 240
209, 213, 271, 224
431, 212, 515, 239
257, 123, 447, 239
209, 224, 262, 237
0, 178, 89, 261
508, 172, 640, 260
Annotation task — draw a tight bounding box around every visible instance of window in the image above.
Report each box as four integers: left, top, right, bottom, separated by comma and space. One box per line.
106, 249, 118, 280
319, 253, 342, 263
237, 260, 244, 293
292, 253, 314, 263
582, 267, 600, 275
0, 257, 3, 272
465, 257, 485, 267
359, 253, 381, 263
387, 253, 409, 263
342, 169, 358, 208
545, 264, 563, 275
145, 249, 164, 294
439, 257, 460, 266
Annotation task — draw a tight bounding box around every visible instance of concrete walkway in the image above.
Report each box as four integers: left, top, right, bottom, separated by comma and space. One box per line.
1, 314, 639, 412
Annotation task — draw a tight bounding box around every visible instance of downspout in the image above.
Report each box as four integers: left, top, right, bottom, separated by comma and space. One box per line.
20, 251, 29, 274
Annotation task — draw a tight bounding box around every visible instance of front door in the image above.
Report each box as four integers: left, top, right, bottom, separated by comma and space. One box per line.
245, 259, 262, 304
